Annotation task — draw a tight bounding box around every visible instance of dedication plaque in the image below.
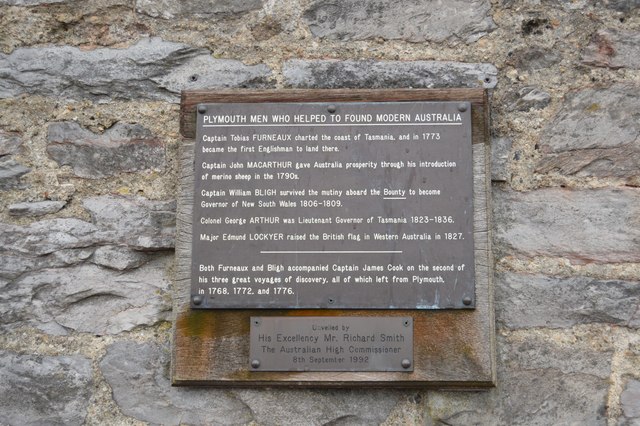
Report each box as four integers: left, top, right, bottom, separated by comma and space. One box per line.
249, 317, 413, 372
191, 101, 474, 309
173, 89, 495, 387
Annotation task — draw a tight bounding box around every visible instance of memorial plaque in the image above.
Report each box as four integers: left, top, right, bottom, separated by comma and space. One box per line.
173, 89, 496, 388
249, 317, 413, 372
191, 101, 474, 309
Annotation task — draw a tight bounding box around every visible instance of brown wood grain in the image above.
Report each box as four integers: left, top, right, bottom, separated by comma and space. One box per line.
172, 89, 495, 388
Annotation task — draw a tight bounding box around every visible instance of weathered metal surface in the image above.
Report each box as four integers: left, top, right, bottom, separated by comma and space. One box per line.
191, 101, 474, 309
249, 316, 413, 371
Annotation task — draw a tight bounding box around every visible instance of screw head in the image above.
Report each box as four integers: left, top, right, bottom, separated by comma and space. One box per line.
253, 319, 261, 326
197, 105, 207, 114
457, 103, 468, 112
251, 359, 260, 369
403, 319, 410, 327
401, 359, 411, 369
328, 298, 335, 305
192, 295, 203, 306
327, 104, 337, 113
462, 296, 472, 306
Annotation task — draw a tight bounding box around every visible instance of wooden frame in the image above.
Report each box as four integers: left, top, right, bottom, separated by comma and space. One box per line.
172, 89, 495, 388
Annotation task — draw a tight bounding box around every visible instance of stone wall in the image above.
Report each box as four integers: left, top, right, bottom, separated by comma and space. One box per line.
1, 0, 639, 424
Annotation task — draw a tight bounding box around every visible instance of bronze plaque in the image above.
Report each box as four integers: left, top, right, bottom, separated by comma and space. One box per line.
191, 101, 474, 309
249, 316, 413, 372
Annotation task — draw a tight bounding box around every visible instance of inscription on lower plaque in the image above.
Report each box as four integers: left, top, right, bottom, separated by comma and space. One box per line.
249, 316, 413, 372
191, 101, 475, 309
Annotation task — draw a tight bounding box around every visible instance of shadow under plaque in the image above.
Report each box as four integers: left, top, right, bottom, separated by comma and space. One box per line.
172, 89, 495, 388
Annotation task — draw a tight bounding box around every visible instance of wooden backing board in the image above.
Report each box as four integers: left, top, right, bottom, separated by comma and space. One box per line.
172, 89, 495, 388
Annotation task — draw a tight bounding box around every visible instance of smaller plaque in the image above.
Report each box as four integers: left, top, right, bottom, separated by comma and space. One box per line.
249, 317, 413, 372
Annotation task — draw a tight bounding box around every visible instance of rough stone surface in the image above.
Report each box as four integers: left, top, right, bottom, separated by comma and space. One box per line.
540, 85, 639, 152
0, 130, 22, 157
303, 0, 496, 43
0, 247, 94, 282
283, 59, 498, 89
100, 341, 253, 424
537, 85, 639, 183
582, 29, 640, 70
501, 332, 613, 379
0, 38, 272, 102
0, 257, 172, 335
492, 137, 512, 182
155, 56, 272, 95
0, 0, 65, 4
621, 379, 640, 420
47, 121, 165, 178
493, 187, 640, 263
91, 245, 149, 271
496, 331, 610, 425
496, 272, 640, 329
236, 389, 402, 425
506, 46, 562, 71
495, 369, 608, 425
8, 200, 66, 216
0, 157, 30, 190
136, 0, 263, 19
428, 333, 610, 424
509, 86, 551, 111
0, 218, 100, 257
0, 195, 175, 256
0, 351, 92, 426
82, 195, 176, 250
537, 144, 640, 185
597, 0, 640, 12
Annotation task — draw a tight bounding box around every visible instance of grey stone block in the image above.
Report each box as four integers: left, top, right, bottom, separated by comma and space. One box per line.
156, 56, 272, 95
495, 369, 608, 425
491, 137, 511, 182
497, 331, 610, 424
537, 85, 640, 183
91, 245, 149, 271
0, 218, 100, 256
0, 351, 92, 426
493, 187, 640, 263
582, 29, 640, 70
0, 0, 65, 4
1, 257, 172, 335
83, 195, 176, 250
0, 37, 272, 102
0, 131, 22, 157
0, 249, 94, 282
0, 157, 30, 190
509, 86, 551, 111
500, 332, 613, 378
597, 0, 640, 12
506, 46, 562, 71
47, 121, 165, 178
8, 200, 66, 217
537, 144, 640, 184
235, 389, 402, 425
541, 85, 639, 152
496, 272, 640, 329
136, 0, 263, 19
303, 0, 496, 43
428, 332, 610, 425
283, 59, 497, 89
100, 341, 253, 424
621, 379, 640, 421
